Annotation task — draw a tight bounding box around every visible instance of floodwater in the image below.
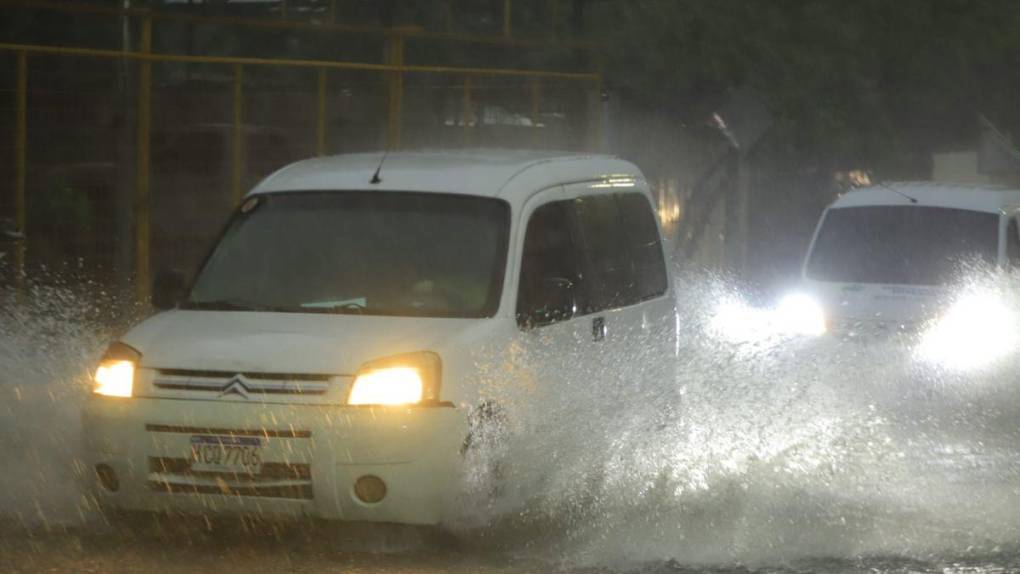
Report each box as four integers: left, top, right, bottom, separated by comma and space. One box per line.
2, 271, 1020, 573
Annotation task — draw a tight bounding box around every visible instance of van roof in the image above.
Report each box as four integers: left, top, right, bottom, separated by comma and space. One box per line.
830, 181, 1020, 214
250, 150, 645, 202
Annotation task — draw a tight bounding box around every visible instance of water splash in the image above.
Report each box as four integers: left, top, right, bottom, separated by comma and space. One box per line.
0, 278, 125, 531
453, 271, 1020, 569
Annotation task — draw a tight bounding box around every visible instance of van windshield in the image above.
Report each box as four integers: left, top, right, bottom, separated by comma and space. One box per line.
805, 205, 999, 285
185, 192, 510, 318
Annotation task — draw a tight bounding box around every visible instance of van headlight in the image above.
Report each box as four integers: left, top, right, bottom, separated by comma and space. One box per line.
347, 352, 442, 406
775, 292, 827, 336
917, 290, 1018, 371
93, 342, 141, 398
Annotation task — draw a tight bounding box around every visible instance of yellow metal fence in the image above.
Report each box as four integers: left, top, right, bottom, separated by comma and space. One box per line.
2, 25, 602, 303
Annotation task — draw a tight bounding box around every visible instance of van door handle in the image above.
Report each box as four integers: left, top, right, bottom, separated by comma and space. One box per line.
592, 317, 606, 342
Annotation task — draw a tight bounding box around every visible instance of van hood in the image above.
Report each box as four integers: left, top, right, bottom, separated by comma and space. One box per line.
122, 310, 487, 375
806, 280, 947, 325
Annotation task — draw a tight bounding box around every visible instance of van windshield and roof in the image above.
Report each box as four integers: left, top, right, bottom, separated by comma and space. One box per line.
805, 205, 1000, 285
186, 192, 510, 318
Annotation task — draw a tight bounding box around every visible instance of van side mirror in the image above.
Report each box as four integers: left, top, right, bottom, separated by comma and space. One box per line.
517, 277, 577, 329
152, 269, 187, 310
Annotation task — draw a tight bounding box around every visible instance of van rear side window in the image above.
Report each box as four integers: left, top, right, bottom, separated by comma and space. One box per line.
571, 194, 668, 312
617, 193, 669, 302
516, 192, 667, 327
570, 195, 632, 312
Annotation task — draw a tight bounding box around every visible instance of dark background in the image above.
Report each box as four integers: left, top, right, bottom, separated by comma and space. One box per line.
3, 0, 1020, 296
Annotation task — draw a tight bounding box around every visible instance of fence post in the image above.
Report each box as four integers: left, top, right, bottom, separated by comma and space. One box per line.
503, 0, 512, 37
462, 76, 472, 146
588, 76, 603, 152
134, 16, 152, 304
232, 64, 244, 205
385, 34, 403, 149
549, 0, 558, 37
317, 68, 327, 156
14, 51, 27, 295
441, 0, 454, 32
529, 76, 541, 146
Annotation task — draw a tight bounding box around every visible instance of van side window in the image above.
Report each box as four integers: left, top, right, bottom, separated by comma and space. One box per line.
516, 202, 584, 328
617, 193, 668, 301
1009, 218, 1020, 269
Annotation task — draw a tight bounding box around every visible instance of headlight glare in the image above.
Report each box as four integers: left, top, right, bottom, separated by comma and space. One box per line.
349, 367, 423, 405
775, 292, 827, 336
93, 342, 140, 398
918, 290, 1017, 371
347, 352, 441, 406
94, 361, 135, 397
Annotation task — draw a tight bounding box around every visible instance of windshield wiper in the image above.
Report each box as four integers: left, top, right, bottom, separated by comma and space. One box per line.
183, 299, 283, 312
303, 302, 367, 315
186, 300, 383, 315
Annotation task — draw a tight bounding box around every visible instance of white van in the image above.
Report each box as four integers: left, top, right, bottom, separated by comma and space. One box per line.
802, 182, 1020, 324
82, 151, 676, 525
798, 182, 1020, 368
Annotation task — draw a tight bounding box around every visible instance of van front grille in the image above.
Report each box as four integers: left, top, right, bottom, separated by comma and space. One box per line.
157, 369, 334, 381
147, 456, 313, 500
152, 369, 333, 396
149, 457, 312, 481
145, 424, 311, 439
150, 481, 314, 500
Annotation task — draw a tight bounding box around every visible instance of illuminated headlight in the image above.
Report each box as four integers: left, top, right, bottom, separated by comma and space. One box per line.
775, 292, 827, 336
93, 342, 140, 398
917, 290, 1017, 371
708, 297, 768, 343
347, 352, 441, 406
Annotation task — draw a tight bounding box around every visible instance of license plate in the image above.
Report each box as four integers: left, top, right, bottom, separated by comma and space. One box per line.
190, 435, 263, 474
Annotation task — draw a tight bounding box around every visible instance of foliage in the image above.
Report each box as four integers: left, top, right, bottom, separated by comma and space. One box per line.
590, 0, 1020, 175
8, 0, 1020, 176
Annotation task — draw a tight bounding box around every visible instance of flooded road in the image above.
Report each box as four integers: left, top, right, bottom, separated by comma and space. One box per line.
3, 524, 1020, 573
2, 275, 1020, 573
1, 520, 524, 574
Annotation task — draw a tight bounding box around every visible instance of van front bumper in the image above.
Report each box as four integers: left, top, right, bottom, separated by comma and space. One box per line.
81, 396, 467, 525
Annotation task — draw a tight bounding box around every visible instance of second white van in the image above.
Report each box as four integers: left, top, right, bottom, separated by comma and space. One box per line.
798, 181, 1020, 369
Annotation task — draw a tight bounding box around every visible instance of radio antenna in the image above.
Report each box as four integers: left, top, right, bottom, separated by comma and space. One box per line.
875, 181, 918, 204
370, 150, 388, 184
